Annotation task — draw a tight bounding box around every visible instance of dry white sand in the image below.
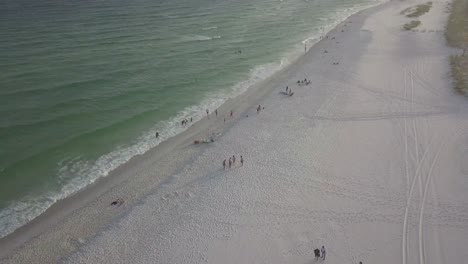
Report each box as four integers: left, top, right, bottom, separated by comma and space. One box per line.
2, 0, 468, 263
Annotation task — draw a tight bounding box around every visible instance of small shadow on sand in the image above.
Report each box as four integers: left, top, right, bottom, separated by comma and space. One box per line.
310, 258, 323, 264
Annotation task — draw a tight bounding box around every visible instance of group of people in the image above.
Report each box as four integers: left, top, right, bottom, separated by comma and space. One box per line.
223, 155, 244, 169
181, 117, 192, 126
314, 246, 326, 260
297, 78, 311, 85
256, 104, 264, 114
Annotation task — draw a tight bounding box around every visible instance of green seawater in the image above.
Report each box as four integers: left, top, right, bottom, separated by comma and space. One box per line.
0, 0, 380, 237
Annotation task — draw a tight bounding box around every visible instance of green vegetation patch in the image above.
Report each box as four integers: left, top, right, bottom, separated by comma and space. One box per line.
446, 0, 468, 47
450, 55, 468, 94
401, 2, 433, 18
446, 0, 468, 95
403, 20, 421, 30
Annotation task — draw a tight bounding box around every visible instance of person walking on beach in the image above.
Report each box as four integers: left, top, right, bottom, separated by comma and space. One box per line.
224, 117, 226, 123
229, 158, 232, 169
190, 117, 193, 122
223, 159, 226, 170
155, 132, 159, 138
215, 109, 218, 117
232, 155, 236, 164
286, 86, 288, 92
230, 110, 233, 118
321, 246, 326, 260
240, 155, 244, 166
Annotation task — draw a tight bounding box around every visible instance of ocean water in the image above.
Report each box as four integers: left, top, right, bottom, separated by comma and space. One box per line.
0, 0, 381, 238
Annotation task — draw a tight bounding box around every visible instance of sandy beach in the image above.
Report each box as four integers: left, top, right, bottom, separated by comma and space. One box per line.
2, 0, 468, 263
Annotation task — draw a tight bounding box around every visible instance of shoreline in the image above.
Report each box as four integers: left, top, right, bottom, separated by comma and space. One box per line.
0, 0, 384, 243
0, 3, 385, 261
0, 0, 382, 242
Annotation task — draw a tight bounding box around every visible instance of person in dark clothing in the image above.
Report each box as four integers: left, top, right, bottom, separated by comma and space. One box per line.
314, 248, 320, 259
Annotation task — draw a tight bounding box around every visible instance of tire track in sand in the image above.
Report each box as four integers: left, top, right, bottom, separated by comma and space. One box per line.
418, 128, 458, 264
401, 66, 439, 264
410, 70, 421, 196
402, 123, 437, 264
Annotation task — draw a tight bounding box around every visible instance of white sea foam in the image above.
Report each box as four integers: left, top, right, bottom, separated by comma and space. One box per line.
202, 26, 218, 31
0, 60, 283, 239
180, 35, 221, 42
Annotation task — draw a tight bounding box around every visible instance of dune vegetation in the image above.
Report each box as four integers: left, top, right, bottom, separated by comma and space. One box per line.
446, 0, 468, 94
403, 20, 421, 30
401, 2, 433, 18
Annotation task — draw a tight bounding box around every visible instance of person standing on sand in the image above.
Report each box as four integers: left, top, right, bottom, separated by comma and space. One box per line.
240, 155, 243, 166
321, 246, 326, 260
206, 109, 209, 118
224, 117, 226, 123
215, 109, 218, 116
230, 110, 233, 118
223, 159, 226, 170
229, 158, 232, 169
155, 132, 159, 138
232, 155, 236, 164
286, 86, 288, 92
190, 117, 192, 122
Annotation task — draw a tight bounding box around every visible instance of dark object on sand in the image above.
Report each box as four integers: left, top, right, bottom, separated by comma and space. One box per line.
194, 136, 215, 144
314, 248, 320, 258
111, 198, 124, 207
